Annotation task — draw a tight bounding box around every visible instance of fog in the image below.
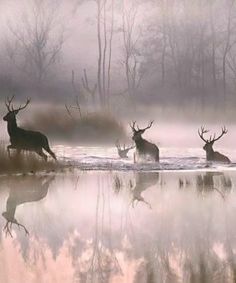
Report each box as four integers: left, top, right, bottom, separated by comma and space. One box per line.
2, 3, 236, 281
0, 0, 235, 119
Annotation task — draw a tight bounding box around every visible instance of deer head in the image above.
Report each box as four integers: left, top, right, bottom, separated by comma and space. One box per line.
3, 96, 30, 122
131, 195, 152, 209
115, 140, 134, 156
129, 121, 154, 141
198, 126, 228, 152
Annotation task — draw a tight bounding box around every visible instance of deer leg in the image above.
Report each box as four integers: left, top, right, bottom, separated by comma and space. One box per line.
36, 149, 48, 162
7, 145, 15, 158
43, 146, 57, 161
134, 151, 140, 163
7, 145, 11, 158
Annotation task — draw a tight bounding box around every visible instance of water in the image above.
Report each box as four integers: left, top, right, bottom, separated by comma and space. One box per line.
55, 145, 236, 171
1, 146, 236, 282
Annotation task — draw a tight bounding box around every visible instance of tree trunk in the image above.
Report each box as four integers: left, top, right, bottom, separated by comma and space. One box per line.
97, 0, 104, 107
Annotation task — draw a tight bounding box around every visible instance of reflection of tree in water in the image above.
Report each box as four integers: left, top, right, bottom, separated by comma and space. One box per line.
76, 177, 123, 283
113, 174, 123, 194
126, 172, 236, 282
2, 172, 236, 282
2, 175, 54, 237
73, 172, 236, 282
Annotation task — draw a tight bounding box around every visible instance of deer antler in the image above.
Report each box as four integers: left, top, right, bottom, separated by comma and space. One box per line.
14, 98, 31, 112
3, 221, 13, 237
115, 139, 121, 150
16, 221, 29, 236
131, 197, 152, 209
123, 144, 135, 151
5, 95, 15, 111
129, 121, 138, 132
3, 219, 29, 237
198, 126, 209, 143
141, 120, 154, 131
210, 126, 228, 143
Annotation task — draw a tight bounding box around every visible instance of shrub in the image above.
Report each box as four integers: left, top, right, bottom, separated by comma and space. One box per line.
24, 108, 127, 144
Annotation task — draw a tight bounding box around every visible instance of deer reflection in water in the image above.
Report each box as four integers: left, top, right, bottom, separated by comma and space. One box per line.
131, 172, 159, 208
196, 172, 232, 199
2, 175, 54, 237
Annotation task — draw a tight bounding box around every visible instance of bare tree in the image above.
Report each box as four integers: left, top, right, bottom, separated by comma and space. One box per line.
81, 68, 97, 105
121, 1, 144, 100
221, 0, 235, 103
209, 0, 217, 89
6, 0, 65, 87
107, 0, 114, 105
95, 0, 115, 108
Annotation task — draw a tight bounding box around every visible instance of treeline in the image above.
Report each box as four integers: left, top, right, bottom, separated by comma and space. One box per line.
141, 0, 236, 109
0, 0, 236, 111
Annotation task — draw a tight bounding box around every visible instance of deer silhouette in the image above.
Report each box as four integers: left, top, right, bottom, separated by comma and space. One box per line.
198, 126, 230, 163
115, 140, 134, 158
131, 172, 159, 208
2, 175, 54, 237
3, 96, 57, 161
130, 121, 159, 162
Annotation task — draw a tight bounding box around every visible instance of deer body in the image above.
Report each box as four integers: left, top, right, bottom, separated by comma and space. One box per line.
205, 147, 230, 163
130, 121, 159, 162
198, 126, 231, 164
134, 137, 159, 162
3, 97, 56, 161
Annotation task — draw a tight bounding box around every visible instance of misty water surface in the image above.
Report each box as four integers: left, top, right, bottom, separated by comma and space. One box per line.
0, 169, 236, 282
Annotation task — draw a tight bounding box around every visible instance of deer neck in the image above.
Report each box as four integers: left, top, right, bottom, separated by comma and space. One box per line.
135, 136, 145, 148
206, 148, 215, 160
6, 199, 17, 220
7, 118, 18, 136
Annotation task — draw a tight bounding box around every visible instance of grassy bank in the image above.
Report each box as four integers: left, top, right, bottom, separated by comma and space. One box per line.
0, 142, 60, 174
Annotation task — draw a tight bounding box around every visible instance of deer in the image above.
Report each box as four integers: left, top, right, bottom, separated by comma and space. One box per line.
198, 126, 231, 163
130, 121, 159, 162
3, 96, 57, 161
2, 175, 54, 237
115, 140, 135, 158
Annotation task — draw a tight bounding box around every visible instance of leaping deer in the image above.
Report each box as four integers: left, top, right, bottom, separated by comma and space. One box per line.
115, 140, 134, 158
130, 121, 159, 162
198, 126, 230, 163
3, 96, 57, 161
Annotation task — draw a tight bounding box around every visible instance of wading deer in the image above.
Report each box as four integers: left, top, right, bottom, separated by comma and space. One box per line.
130, 121, 159, 162
2, 175, 54, 237
3, 96, 57, 161
115, 140, 134, 158
198, 126, 230, 163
